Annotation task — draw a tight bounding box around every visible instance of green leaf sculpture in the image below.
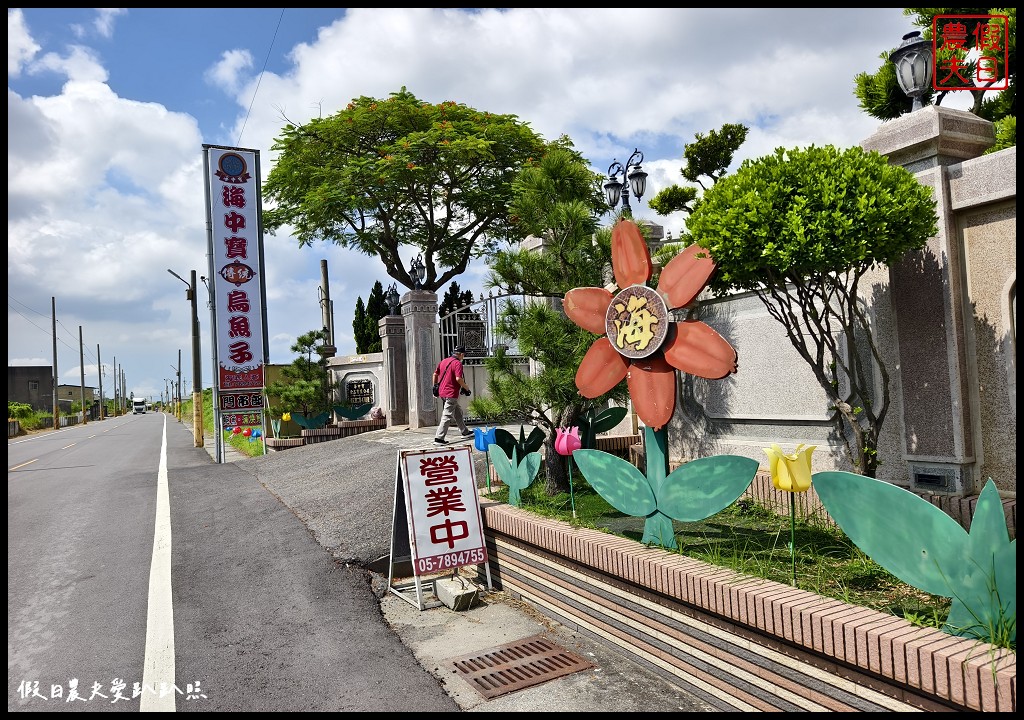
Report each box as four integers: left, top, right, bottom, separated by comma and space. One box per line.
493, 425, 545, 463
573, 439, 759, 550
291, 411, 331, 430
489, 446, 540, 507
578, 406, 629, 450
814, 473, 1016, 643
334, 403, 373, 421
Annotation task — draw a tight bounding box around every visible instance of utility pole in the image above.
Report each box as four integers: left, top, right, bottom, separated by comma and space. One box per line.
189, 270, 204, 447
79, 325, 87, 424
97, 344, 104, 420
113, 355, 118, 416
51, 297, 59, 430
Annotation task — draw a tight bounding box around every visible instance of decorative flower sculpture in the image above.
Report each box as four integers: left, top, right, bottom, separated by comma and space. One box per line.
763, 443, 816, 585
555, 427, 582, 518
554, 426, 582, 456
566, 219, 757, 550
564, 218, 738, 430
473, 426, 497, 453
282, 412, 291, 422
473, 426, 497, 492
814, 475, 1015, 645
763, 443, 815, 493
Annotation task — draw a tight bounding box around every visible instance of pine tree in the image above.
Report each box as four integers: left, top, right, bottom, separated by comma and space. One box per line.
352, 297, 369, 353
363, 281, 388, 353
439, 281, 475, 319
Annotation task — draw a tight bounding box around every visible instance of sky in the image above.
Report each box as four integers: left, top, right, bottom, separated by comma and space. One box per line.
8, 8, 969, 405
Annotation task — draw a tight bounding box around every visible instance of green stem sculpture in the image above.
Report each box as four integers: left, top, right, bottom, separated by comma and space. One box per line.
567, 457, 577, 519
789, 492, 797, 587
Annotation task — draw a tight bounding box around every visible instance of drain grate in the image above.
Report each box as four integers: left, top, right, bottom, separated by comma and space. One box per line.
448, 634, 597, 699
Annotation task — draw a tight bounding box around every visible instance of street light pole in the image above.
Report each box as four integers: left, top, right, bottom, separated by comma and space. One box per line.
604, 148, 648, 217
168, 268, 204, 447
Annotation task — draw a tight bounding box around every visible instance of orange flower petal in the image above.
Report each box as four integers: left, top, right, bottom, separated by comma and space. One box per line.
656, 243, 716, 310
575, 337, 629, 398
627, 352, 676, 431
611, 219, 652, 288
663, 320, 738, 379
564, 287, 613, 335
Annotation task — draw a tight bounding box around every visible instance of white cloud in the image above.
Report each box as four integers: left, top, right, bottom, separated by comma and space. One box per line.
7, 9, 38, 76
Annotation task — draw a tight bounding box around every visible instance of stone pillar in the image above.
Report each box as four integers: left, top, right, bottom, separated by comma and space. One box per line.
380, 315, 408, 427
861, 105, 995, 495
402, 289, 440, 429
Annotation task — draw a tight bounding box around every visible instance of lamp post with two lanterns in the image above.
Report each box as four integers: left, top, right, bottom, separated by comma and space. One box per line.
604, 148, 648, 216
409, 254, 426, 290
385, 282, 401, 315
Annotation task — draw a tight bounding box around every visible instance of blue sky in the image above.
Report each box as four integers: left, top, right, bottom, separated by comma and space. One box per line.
9, 8, 962, 405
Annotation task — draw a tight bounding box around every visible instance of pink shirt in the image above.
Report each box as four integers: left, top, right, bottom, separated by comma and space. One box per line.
435, 356, 463, 398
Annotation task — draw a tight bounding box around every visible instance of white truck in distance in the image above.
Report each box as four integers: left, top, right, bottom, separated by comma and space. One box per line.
132, 398, 147, 414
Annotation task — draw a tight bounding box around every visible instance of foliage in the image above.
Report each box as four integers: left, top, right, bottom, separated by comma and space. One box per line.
352, 296, 369, 354
439, 280, 475, 319
473, 141, 627, 496
264, 328, 340, 418
8, 402, 34, 421
688, 144, 939, 477
262, 86, 547, 292
646, 123, 749, 268
853, 7, 1015, 152
363, 280, 388, 353
353, 280, 389, 353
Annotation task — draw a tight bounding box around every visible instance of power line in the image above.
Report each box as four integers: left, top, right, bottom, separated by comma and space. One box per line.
9, 294, 101, 368
235, 8, 285, 147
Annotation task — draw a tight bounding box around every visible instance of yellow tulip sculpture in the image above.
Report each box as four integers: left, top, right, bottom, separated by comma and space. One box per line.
763, 443, 816, 586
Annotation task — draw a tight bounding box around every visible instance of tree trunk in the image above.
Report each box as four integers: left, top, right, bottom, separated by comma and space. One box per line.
543, 438, 570, 495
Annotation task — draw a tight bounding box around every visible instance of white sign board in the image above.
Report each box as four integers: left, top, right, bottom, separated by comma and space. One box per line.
389, 445, 490, 609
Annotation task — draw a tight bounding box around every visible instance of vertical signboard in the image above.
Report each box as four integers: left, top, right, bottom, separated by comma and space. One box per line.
203, 145, 269, 460
389, 445, 491, 609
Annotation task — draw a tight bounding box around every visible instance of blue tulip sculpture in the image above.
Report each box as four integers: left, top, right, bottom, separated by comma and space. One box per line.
473, 426, 497, 492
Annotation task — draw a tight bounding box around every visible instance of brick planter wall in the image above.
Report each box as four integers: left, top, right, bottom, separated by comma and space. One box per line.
265, 437, 305, 452
476, 500, 1016, 712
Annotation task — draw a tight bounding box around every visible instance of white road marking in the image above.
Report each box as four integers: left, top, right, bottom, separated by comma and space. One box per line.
141, 416, 176, 712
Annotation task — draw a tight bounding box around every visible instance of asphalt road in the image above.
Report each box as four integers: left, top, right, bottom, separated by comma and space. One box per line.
9, 417, 713, 712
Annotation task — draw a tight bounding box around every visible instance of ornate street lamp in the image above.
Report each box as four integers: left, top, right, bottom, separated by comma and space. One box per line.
890, 31, 933, 111
409, 254, 426, 290
604, 148, 648, 216
385, 282, 401, 315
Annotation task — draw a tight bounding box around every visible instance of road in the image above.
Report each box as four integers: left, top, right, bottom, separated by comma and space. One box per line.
7, 414, 459, 712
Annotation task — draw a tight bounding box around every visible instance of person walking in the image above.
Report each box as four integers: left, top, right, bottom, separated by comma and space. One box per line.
432, 345, 473, 444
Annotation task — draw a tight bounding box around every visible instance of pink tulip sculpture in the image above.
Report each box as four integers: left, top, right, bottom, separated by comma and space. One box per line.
554, 426, 582, 518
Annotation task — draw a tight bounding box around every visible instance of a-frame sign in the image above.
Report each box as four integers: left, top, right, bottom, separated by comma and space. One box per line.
388, 444, 492, 610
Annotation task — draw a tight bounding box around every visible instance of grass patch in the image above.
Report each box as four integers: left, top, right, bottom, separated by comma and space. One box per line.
490, 474, 952, 629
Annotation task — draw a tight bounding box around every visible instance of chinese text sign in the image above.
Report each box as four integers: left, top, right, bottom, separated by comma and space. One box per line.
400, 446, 488, 576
